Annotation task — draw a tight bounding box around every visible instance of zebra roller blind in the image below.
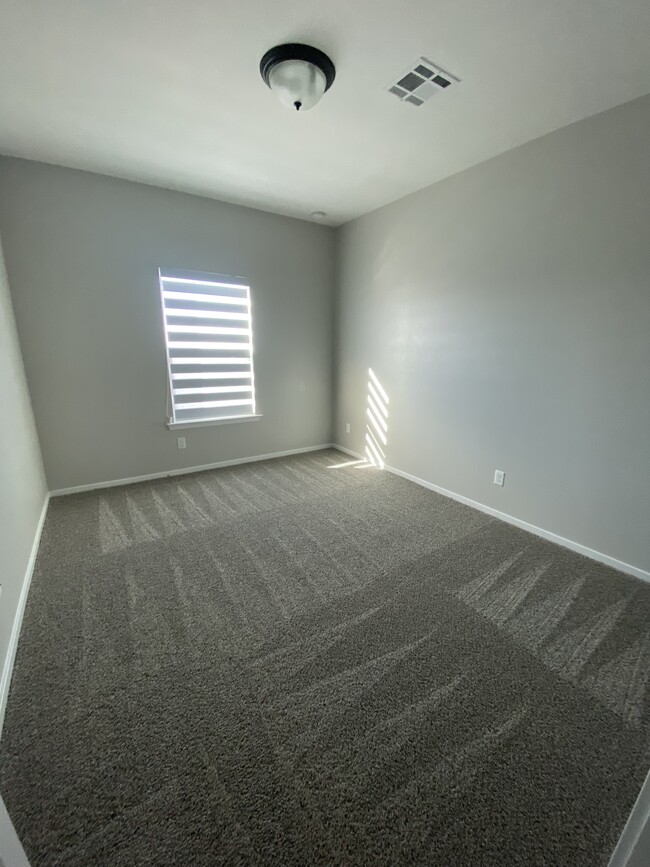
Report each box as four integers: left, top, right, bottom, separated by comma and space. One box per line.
159, 268, 257, 425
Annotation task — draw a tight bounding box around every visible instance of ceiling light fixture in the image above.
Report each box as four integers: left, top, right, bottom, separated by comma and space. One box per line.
260, 43, 335, 112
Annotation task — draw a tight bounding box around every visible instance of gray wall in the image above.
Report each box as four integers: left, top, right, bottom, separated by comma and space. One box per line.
334, 95, 650, 575
0, 231, 47, 707
0, 159, 335, 490
0, 794, 29, 867
608, 769, 650, 867
628, 813, 650, 867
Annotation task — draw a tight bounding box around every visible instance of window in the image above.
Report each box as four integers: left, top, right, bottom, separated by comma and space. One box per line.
159, 268, 258, 429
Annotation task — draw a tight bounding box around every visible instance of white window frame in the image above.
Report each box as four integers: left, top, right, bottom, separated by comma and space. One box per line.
159, 268, 261, 430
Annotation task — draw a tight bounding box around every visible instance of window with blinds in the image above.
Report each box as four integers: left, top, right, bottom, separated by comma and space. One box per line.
159, 269, 257, 427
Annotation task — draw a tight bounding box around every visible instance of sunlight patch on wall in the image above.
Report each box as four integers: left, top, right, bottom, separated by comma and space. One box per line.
365, 368, 389, 468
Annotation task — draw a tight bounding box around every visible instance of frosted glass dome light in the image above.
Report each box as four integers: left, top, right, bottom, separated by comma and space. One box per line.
260, 44, 335, 112
268, 60, 326, 112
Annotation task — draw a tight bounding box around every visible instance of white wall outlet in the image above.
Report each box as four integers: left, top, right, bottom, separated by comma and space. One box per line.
494, 469, 505, 487
346, 423, 351, 434
177, 437, 186, 450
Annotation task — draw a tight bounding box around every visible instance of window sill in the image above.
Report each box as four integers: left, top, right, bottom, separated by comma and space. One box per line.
167, 414, 262, 431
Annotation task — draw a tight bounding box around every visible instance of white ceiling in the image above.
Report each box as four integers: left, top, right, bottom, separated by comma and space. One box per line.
1, 0, 649, 225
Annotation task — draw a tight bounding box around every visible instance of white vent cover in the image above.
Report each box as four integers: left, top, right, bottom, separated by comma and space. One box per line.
388, 57, 460, 106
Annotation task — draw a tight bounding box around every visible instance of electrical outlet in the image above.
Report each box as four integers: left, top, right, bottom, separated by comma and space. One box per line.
346, 423, 351, 434
177, 437, 186, 450
493, 470, 505, 487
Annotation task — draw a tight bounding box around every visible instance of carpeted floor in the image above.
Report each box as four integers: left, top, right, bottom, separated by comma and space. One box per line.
1, 448, 649, 866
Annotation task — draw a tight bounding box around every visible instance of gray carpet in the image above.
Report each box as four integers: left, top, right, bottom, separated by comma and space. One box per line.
1, 448, 649, 866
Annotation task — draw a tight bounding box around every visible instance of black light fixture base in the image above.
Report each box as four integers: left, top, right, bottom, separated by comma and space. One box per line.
259, 43, 336, 92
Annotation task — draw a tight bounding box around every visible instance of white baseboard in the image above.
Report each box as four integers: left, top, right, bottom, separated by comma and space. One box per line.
49, 444, 334, 497
333, 445, 365, 460
331, 445, 649, 583
0, 493, 50, 737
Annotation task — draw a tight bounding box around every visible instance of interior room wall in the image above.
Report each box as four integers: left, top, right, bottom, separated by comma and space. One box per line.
334, 95, 650, 576
0, 159, 335, 491
0, 230, 47, 719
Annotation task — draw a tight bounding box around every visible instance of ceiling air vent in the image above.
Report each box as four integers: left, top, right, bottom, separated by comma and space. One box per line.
388, 58, 459, 106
